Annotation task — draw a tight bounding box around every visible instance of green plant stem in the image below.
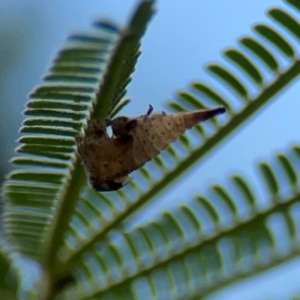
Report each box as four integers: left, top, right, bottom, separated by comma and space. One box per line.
44, 159, 87, 271
60, 59, 300, 270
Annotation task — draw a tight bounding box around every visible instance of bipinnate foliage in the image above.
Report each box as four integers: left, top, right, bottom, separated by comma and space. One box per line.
1, 0, 300, 299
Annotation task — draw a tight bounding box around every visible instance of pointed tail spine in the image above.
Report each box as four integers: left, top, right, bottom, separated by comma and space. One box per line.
182, 106, 226, 129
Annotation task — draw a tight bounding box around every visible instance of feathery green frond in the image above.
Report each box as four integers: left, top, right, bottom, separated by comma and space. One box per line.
1, 0, 155, 276
60, 145, 300, 300
3, 20, 118, 260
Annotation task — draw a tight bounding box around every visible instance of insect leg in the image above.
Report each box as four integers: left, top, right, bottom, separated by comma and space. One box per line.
114, 175, 132, 186
89, 176, 132, 191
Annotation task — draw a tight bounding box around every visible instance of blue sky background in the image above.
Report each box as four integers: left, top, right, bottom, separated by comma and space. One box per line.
1, 0, 300, 299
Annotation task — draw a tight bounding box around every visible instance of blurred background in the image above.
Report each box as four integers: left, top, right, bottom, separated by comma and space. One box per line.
1, 0, 300, 299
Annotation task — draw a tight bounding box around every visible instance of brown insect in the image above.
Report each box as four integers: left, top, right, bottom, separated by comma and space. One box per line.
76, 105, 225, 191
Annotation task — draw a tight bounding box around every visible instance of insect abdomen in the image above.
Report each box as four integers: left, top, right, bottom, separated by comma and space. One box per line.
129, 107, 225, 166
129, 114, 186, 166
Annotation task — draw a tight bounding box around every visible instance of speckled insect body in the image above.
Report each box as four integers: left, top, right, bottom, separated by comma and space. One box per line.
76, 129, 135, 191
76, 106, 225, 191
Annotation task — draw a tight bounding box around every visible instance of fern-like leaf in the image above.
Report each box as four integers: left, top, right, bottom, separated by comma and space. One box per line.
61, 145, 300, 300
1, 1, 155, 289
